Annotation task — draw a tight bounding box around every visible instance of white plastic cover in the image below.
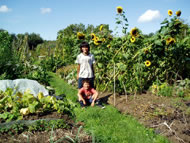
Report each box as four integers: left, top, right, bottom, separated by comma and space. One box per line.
0, 79, 49, 97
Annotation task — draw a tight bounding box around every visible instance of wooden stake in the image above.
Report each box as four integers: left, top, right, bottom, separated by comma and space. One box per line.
114, 63, 116, 107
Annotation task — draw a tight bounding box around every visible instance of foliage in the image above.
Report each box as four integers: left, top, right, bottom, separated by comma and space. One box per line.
0, 119, 67, 135
17, 33, 43, 50
0, 31, 49, 83
0, 88, 75, 122
0, 31, 24, 79
157, 82, 173, 97
56, 23, 113, 65
55, 9, 190, 94
24, 60, 51, 85
150, 78, 190, 97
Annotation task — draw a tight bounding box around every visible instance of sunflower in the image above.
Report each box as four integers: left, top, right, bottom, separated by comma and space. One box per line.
94, 40, 99, 45
94, 37, 101, 45
145, 60, 151, 67
170, 38, 176, 44
130, 37, 135, 43
168, 10, 173, 16
176, 10, 181, 17
166, 37, 176, 45
95, 37, 99, 41
166, 37, 172, 45
77, 32, 85, 40
90, 33, 96, 40
130, 28, 138, 37
108, 35, 113, 41
99, 25, 103, 31
97, 40, 102, 44
174, 20, 181, 28
144, 48, 149, 54
102, 38, 106, 42
116, 6, 123, 14
107, 44, 111, 48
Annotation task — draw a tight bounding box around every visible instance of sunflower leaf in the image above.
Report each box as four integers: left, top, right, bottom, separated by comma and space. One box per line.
155, 40, 163, 46
124, 18, 128, 22
116, 20, 122, 24
161, 18, 169, 25
122, 29, 126, 34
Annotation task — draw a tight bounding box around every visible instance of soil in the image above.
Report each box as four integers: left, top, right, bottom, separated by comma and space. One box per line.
99, 91, 190, 143
0, 112, 91, 143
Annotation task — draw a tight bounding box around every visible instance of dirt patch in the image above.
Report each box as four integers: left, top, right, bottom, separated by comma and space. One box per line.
0, 112, 92, 143
99, 91, 190, 143
22, 111, 71, 121
0, 126, 92, 143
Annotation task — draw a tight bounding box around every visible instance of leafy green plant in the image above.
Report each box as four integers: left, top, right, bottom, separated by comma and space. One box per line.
0, 119, 67, 134
0, 88, 75, 122
151, 82, 173, 97
0, 31, 24, 79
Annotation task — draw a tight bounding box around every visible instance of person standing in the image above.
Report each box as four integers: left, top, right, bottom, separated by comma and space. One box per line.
76, 41, 95, 89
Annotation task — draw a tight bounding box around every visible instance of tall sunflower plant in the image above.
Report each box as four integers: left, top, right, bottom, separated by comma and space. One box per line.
150, 9, 190, 82
115, 6, 129, 34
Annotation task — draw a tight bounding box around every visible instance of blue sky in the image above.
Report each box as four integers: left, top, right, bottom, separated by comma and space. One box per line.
0, 0, 190, 40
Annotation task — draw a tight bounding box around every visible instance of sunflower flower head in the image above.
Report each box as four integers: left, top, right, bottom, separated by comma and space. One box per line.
94, 40, 99, 46
170, 38, 176, 44
166, 37, 171, 45
145, 60, 151, 67
130, 28, 138, 37
102, 38, 106, 42
107, 44, 111, 48
77, 32, 85, 40
144, 48, 149, 54
97, 40, 102, 44
94, 37, 102, 45
99, 25, 103, 31
176, 10, 181, 17
166, 37, 176, 45
95, 37, 99, 41
108, 35, 113, 41
130, 36, 136, 43
116, 6, 123, 14
90, 33, 96, 40
168, 10, 173, 16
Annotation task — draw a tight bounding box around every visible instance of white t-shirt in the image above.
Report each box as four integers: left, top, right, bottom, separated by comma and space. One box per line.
75, 53, 95, 78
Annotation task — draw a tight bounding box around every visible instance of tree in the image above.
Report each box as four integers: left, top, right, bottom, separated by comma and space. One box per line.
57, 23, 86, 38
28, 33, 43, 50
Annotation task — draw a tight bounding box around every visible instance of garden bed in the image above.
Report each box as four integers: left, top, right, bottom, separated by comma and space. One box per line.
0, 112, 92, 143
102, 92, 190, 143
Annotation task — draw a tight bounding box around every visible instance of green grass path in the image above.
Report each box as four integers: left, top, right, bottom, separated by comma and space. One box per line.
49, 73, 170, 143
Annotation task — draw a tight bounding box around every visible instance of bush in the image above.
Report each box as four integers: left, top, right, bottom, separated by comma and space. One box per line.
0, 31, 24, 79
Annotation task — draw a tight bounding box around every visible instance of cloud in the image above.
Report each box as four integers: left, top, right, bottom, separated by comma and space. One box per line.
40, 8, 52, 14
0, 5, 11, 13
138, 10, 161, 23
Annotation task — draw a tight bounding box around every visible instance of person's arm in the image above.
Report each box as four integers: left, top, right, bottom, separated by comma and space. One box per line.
92, 64, 95, 78
77, 64, 80, 80
91, 89, 98, 107
78, 89, 86, 105
91, 54, 95, 78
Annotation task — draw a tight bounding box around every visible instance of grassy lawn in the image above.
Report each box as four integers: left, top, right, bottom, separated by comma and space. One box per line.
48, 72, 170, 143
